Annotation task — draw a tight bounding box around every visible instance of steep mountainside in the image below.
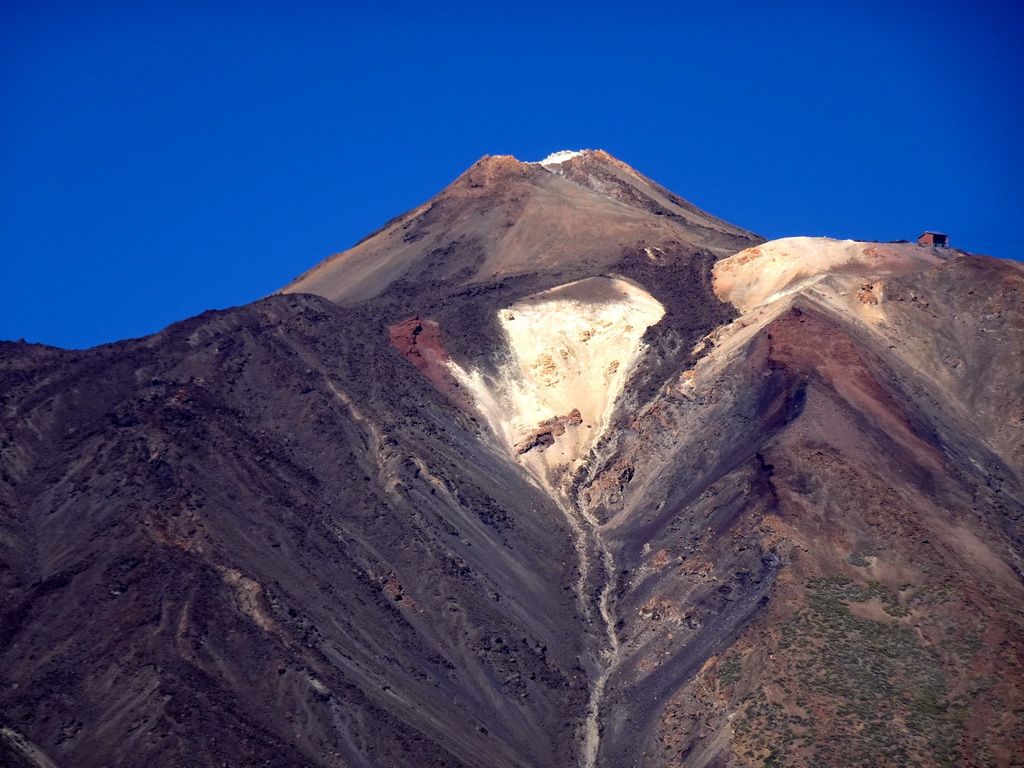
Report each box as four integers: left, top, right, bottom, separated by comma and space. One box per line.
1, 151, 1022, 767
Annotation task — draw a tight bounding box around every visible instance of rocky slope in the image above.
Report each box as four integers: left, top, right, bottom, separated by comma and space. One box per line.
1, 150, 1022, 767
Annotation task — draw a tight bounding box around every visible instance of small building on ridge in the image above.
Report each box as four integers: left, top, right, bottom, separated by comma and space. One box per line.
918, 231, 949, 248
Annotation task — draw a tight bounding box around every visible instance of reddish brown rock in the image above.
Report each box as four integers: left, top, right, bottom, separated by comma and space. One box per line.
387, 315, 466, 404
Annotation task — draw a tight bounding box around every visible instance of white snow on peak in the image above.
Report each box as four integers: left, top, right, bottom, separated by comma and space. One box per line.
538, 150, 584, 166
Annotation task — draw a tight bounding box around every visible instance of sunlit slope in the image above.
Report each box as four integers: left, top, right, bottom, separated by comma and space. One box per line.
449, 277, 664, 487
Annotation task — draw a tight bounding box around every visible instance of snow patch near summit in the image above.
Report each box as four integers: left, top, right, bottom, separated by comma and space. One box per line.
538, 150, 584, 166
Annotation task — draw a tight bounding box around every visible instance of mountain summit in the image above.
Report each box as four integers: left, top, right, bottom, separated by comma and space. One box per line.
1, 152, 1022, 768
280, 149, 759, 306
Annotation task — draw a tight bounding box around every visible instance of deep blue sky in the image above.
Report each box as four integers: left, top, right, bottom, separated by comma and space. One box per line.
3, 0, 1022, 349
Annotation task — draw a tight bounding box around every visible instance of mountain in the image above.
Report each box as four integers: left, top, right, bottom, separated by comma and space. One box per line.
1, 150, 1022, 768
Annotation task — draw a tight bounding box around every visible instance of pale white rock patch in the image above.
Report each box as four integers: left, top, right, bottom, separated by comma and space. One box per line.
713, 236, 946, 314
448, 276, 664, 487
698, 235, 961, 416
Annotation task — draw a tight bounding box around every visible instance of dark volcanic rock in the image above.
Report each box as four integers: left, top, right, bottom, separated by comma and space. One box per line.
0, 296, 589, 767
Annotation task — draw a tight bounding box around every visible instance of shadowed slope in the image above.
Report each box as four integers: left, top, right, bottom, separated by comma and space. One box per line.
0, 296, 591, 767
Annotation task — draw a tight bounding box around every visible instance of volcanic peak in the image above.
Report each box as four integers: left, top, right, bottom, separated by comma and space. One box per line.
279, 149, 760, 306
4, 147, 1024, 768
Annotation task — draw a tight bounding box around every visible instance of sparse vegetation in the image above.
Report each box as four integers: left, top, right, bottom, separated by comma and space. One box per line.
718, 653, 742, 686
846, 551, 872, 567
729, 577, 964, 767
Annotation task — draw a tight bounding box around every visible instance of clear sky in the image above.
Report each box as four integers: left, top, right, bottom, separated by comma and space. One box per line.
3, 0, 1022, 349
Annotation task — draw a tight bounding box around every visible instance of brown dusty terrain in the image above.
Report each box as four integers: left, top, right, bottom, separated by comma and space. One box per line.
1, 151, 1022, 767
